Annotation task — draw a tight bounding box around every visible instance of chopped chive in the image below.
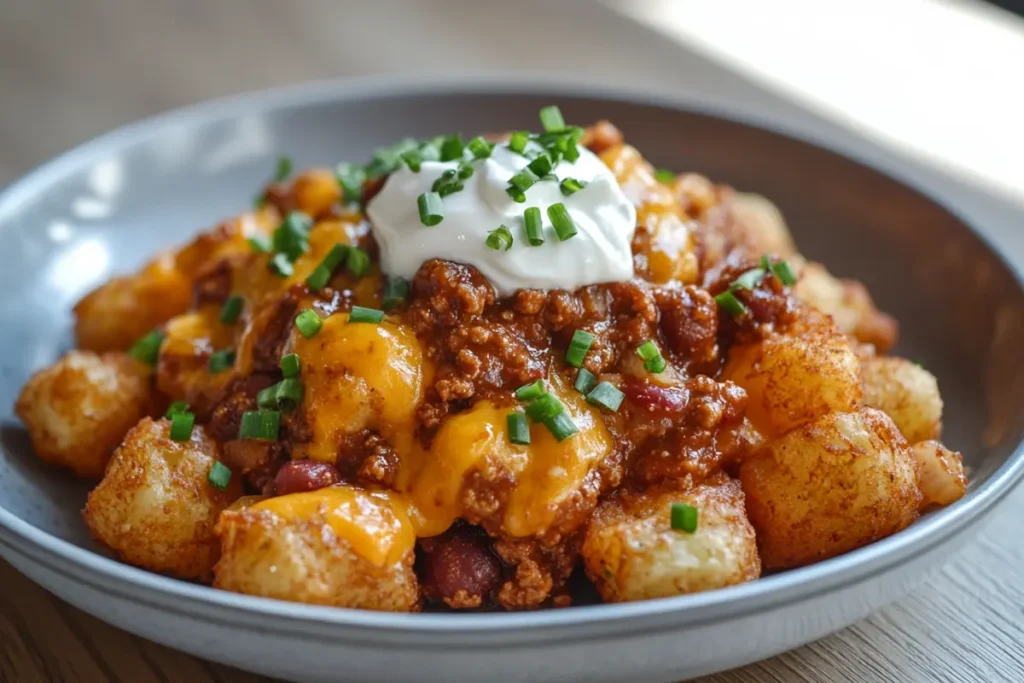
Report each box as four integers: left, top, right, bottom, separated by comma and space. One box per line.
486, 225, 514, 252
525, 393, 564, 422
644, 355, 667, 373
272, 211, 312, 260
169, 412, 195, 441
636, 340, 666, 373
418, 140, 441, 162
418, 191, 444, 226
280, 353, 301, 378
586, 382, 624, 412
559, 178, 586, 196
543, 412, 579, 442
248, 235, 272, 253
207, 461, 232, 491
349, 306, 385, 324
508, 131, 530, 154
539, 105, 566, 132
457, 163, 474, 180
574, 368, 597, 394
256, 384, 278, 410
208, 349, 236, 374
509, 168, 539, 193
565, 329, 595, 368
238, 409, 280, 440
129, 330, 164, 366
561, 139, 580, 162
715, 291, 748, 317
527, 154, 554, 177
507, 412, 531, 446
346, 247, 370, 278
219, 295, 244, 324
438, 180, 464, 197
541, 173, 559, 182
258, 377, 304, 411
269, 252, 294, 277
524, 207, 544, 245
654, 168, 674, 184
771, 260, 798, 286
670, 502, 698, 533
400, 150, 422, 172
759, 255, 772, 271
367, 138, 419, 178
731, 268, 766, 291
304, 264, 332, 291
515, 379, 546, 401
547, 203, 578, 241
273, 156, 293, 182
506, 186, 526, 203
165, 400, 190, 419
432, 169, 457, 191
335, 162, 366, 204
294, 309, 323, 338
383, 277, 410, 310
468, 136, 493, 159
440, 134, 465, 162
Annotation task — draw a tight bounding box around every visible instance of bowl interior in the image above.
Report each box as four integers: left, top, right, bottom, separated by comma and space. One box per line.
1, 89, 1022, 567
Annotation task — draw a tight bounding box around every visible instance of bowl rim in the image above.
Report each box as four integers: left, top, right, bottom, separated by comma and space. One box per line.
1, 72, 1022, 639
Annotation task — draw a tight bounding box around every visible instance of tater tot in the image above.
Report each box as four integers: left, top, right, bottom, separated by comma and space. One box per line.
291, 168, 342, 217
728, 192, 798, 258
911, 440, 967, 509
793, 261, 898, 352
582, 478, 760, 602
83, 418, 240, 579
74, 252, 192, 352
740, 408, 920, 568
214, 486, 419, 612
860, 356, 943, 444
722, 331, 862, 438
15, 351, 153, 479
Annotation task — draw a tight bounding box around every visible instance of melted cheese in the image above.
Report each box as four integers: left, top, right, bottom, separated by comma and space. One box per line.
162, 305, 235, 356
252, 486, 414, 566
291, 313, 428, 462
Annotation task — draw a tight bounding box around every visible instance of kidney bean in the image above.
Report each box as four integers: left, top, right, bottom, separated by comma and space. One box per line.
420, 526, 503, 609
273, 460, 339, 496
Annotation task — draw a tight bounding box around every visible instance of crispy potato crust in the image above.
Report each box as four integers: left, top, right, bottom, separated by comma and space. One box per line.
793, 261, 898, 352
740, 408, 921, 568
15, 351, 153, 479
582, 478, 760, 602
861, 356, 943, 444
911, 440, 967, 509
83, 418, 241, 579
214, 506, 419, 612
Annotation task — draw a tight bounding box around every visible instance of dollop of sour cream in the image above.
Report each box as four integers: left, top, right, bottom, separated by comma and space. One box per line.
366, 143, 636, 295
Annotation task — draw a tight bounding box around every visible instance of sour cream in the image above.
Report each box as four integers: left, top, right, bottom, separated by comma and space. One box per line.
366, 142, 636, 296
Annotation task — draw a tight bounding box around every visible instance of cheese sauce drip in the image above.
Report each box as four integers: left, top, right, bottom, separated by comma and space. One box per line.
367, 143, 637, 296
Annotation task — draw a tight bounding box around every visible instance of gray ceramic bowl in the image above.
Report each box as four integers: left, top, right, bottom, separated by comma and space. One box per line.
1, 77, 1022, 683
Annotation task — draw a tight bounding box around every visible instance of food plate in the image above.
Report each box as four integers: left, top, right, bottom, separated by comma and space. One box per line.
1, 77, 1022, 683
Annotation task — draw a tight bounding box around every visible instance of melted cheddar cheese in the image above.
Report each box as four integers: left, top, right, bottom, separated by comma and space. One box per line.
252, 485, 414, 566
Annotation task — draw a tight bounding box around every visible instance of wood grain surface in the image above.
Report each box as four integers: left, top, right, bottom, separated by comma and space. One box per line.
1, 1, 1022, 681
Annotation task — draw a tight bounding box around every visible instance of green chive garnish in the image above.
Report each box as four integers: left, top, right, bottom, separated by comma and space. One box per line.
248, 235, 272, 253
527, 154, 554, 177
506, 187, 526, 203
304, 264, 332, 291
771, 260, 798, 286
349, 306, 385, 324
280, 353, 301, 378
539, 105, 566, 132
515, 379, 546, 401
272, 211, 312, 260
165, 400, 190, 419
574, 368, 597, 394
294, 309, 323, 338
654, 168, 674, 184
274, 157, 293, 183
418, 192, 444, 226
565, 329, 595, 368
586, 382, 624, 412
319, 243, 352, 273
508, 131, 529, 154
547, 203, 578, 241
636, 340, 666, 373
219, 295, 244, 325
543, 412, 578, 442
457, 163, 474, 180
401, 150, 422, 172
525, 393, 564, 423
128, 330, 164, 366
383, 276, 410, 311
731, 268, 766, 291
486, 225, 514, 252
468, 136, 493, 159
507, 412, 531, 446
259, 378, 304, 412
346, 247, 370, 278
207, 461, 232, 491
670, 502, 698, 533
208, 349, 236, 374
238, 409, 280, 440
559, 178, 586, 196
269, 252, 294, 277
169, 412, 195, 441
509, 168, 539, 193
524, 207, 544, 246
715, 291, 748, 317
440, 134, 465, 162
335, 162, 366, 205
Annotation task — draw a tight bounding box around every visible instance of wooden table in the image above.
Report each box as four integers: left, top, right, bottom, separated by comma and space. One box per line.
2, 1, 1022, 681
